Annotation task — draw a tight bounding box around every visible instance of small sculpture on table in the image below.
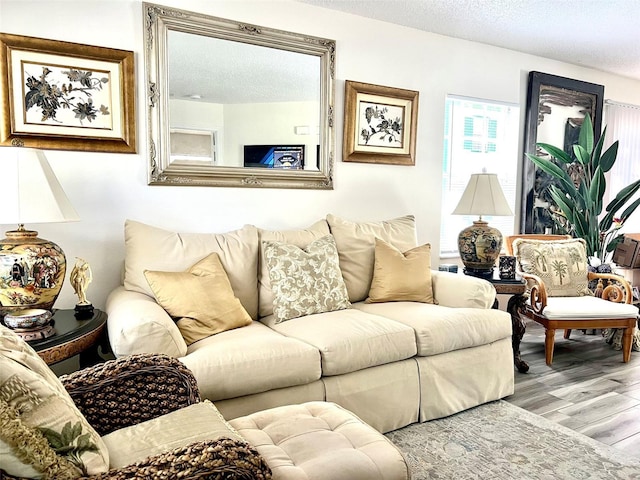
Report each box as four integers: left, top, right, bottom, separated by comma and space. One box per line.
70, 257, 94, 319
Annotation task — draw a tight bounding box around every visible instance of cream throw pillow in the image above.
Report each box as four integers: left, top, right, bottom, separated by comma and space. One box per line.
263, 235, 351, 323
512, 238, 591, 297
145, 253, 252, 345
124, 220, 259, 319
367, 239, 436, 303
258, 220, 331, 318
326, 214, 418, 303
0, 325, 109, 478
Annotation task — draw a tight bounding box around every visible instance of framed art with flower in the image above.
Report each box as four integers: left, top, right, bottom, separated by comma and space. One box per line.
0, 33, 136, 153
343, 80, 418, 165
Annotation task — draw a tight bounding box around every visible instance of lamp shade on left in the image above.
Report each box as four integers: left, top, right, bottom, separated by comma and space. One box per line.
0, 147, 79, 321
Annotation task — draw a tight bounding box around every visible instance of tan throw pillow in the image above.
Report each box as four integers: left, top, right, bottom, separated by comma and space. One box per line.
0, 325, 109, 478
258, 220, 331, 318
124, 220, 259, 319
326, 214, 418, 303
367, 239, 436, 304
263, 235, 351, 323
512, 238, 591, 297
145, 253, 252, 345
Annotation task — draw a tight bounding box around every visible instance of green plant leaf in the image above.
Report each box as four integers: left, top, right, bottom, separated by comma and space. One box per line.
527, 154, 577, 194
604, 178, 640, 213
599, 141, 619, 172
578, 113, 594, 154
573, 144, 590, 165
549, 187, 577, 225
591, 125, 607, 171
535, 143, 573, 164
589, 167, 606, 213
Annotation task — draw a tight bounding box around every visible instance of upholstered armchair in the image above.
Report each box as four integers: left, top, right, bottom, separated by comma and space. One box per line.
0, 325, 271, 480
505, 235, 639, 365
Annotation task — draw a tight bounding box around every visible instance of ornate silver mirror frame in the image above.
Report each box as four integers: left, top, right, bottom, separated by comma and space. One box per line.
143, 3, 335, 189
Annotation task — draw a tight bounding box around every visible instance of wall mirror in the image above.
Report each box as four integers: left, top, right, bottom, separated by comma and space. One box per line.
143, 3, 335, 189
521, 71, 604, 233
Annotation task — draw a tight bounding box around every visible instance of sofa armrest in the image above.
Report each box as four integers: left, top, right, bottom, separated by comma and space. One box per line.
60, 354, 200, 436
86, 438, 271, 480
588, 271, 633, 304
431, 270, 496, 309
106, 286, 187, 358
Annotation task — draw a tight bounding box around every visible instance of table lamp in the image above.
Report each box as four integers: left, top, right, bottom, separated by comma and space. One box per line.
0, 147, 79, 335
452, 171, 513, 278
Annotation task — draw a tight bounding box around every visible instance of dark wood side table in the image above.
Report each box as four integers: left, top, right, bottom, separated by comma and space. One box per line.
485, 272, 529, 374
28, 309, 108, 367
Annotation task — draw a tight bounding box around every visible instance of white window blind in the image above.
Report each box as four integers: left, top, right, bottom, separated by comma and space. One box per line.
604, 101, 640, 232
440, 96, 520, 256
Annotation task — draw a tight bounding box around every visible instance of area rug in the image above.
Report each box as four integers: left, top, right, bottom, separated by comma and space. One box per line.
385, 400, 640, 479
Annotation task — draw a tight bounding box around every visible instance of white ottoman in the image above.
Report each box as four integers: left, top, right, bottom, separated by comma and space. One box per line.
230, 401, 410, 480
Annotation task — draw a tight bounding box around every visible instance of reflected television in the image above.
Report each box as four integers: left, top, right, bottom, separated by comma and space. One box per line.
244, 145, 305, 169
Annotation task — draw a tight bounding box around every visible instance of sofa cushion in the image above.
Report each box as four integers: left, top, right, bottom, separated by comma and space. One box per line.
261, 309, 417, 376
354, 302, 512, 356
512, 237, 590, 297
258, 220, 331, 317
124, 220, 259, 319
264, 235, 351, 323
180, 321, 321, 401
229, 401, 410, 480
102, 400, 241, 469
144, 253, 252, 345
0, 325, 109, 478
542, 296, 640, 319
367, 239, 435, 304
326, 214, 417, 302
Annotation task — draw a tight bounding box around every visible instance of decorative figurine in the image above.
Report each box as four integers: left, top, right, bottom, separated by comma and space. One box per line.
70, 257, 94, 318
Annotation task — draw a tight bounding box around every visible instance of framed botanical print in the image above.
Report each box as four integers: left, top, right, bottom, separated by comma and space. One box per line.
343, 80, 418, 165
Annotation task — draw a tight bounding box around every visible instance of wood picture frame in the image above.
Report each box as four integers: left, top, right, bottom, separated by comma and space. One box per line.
521, 71, 603, 234
0, 33, 136, 153
343, 80, 418, 165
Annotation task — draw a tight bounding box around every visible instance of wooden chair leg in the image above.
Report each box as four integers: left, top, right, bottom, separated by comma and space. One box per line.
545, 328, 556, 365
622, 327, 633, 363
564, 329, 572, 339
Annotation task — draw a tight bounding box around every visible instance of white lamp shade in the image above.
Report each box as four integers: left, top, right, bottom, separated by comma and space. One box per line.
452, 172, 513, 217
0, 147, 80, 225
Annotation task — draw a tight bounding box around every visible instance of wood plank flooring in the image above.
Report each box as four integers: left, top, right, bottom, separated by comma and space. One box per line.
504, 320, 640, 456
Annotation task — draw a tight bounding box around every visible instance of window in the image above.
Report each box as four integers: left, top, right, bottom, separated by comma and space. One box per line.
604, 101, 640, 232
440, 96, 520, 257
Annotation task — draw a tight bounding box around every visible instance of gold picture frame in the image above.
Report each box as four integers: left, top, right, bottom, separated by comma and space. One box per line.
0, 33, 136, 153
343, 80, 418, 165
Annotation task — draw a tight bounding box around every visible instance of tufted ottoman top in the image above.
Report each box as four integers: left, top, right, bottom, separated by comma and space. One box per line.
229, 401, 410, 480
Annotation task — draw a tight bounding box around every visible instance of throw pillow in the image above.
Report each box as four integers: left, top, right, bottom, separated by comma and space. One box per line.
263, 235, 351, 323
124, 220, 259, 319
0, 325, 109, 478
144, 253, 252, 345
367, 239, 436, 304
326, 214, 417, 302
258, 220, 331, 318
512, 238, 591, 297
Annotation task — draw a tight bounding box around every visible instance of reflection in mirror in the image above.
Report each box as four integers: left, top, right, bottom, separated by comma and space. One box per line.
143, 3, 335, 188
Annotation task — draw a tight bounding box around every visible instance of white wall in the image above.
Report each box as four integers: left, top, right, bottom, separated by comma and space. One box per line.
2, 0, 640, 311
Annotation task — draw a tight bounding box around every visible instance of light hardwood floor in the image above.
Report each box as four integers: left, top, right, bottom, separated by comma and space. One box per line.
504, 320, 640, 457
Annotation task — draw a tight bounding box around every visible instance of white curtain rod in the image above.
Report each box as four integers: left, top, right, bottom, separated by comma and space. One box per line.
605, 99, 640, 110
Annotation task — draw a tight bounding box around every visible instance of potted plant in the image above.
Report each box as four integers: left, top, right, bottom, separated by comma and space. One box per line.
527, 114, 640, 265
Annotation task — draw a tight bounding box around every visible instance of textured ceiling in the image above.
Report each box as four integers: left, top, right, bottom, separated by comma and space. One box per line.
299, 0, 640, 82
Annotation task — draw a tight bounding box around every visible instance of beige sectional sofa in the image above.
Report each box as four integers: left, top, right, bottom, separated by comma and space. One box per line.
106, 214, 514, 433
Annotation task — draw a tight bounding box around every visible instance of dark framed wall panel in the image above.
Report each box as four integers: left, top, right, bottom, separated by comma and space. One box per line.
521, 71, 604, 234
